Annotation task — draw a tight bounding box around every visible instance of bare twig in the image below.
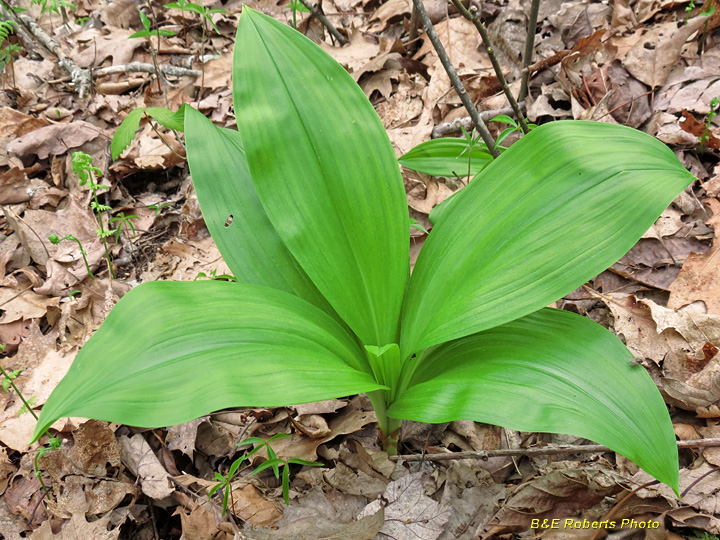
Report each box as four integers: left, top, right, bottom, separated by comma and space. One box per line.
518, 0, 541, 102
297, 0, 348, 45
411, 0, 499, 157
0, 5, 92, 97
408, 4, 420, 42
431, 104, 525, 138
390, 437, 720, 462
95, 61, 202, 78
449, 0, 528, 133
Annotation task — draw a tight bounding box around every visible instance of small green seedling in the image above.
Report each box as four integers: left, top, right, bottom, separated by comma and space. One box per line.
0, 345, 37, 418
109, 212, 138, 243
700, 96, 719, 153
251, 455, 323, 505
490, 114, 538, 146
164, 0, 227, 36
112, 105, 186, 160
36, 8, 695, 496
130, 9, 177, 39
209, 433, 320, 512
49, 233, 95, 278
195, 269, 237, 281
148, 202, 172, 216
285, 0, 310, 29
71, 152, 115, 278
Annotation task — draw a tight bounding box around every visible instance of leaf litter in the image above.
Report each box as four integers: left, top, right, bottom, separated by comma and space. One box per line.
1, 0, 720, 536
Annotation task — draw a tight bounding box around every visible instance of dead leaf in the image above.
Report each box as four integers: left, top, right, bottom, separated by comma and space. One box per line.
481, 463, 623, 536
678, 109, 720, 150
0, 323, 76, 451
166, 417, 209, 460
6, 122, 102, 160
119, 434, 174, 500
30, 513, 120, 539
229, 483, 283, 527
669, 199, 720, 313
71, 28, 144, 68
621, 17, 705, 88
358, 472, 451, 540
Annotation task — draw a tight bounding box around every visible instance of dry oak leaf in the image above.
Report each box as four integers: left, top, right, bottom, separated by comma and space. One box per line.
620, 17, 706, 88
6, 122, 100, 160
29, 513, 119, 540
678, 109, 720, 150
230, 483, 283, 527
669, 198, 720, 313
358, 472, 451, 540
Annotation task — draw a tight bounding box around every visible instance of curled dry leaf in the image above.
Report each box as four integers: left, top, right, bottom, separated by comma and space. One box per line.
118, 434, 173, 500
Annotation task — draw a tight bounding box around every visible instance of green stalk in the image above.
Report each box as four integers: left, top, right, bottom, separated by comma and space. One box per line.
365, 344, 403, 454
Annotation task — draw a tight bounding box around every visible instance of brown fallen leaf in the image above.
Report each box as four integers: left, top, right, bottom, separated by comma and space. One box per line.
357, 472, 451, 540
6, 121, 102, 160
678, 109, 720, 150
229, 483, 283, 527
481, 462, 624, 537
669, 198, 720, 314
620, 17, 706, 88
30, 513, 120, 539
118, 434, 174, 500
166, 417, 209, 460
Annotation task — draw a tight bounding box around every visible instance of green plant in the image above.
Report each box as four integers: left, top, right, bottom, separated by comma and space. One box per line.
1, 344, 36, 417
209, 433, 320, 511
164, 0, 227, 36
285, 0, 310, 29
34, 8, 694, 494
195, 268, 237, 281
490, 114, 538, 145
112, 105, 186, 160
148, 201, 172, 216
109, 212, 138, 242
71, 152, 116, 278
48, 233, 95, 278
0, 18, 18, 85
700, 96, 719, 153
130, 8, 177, 95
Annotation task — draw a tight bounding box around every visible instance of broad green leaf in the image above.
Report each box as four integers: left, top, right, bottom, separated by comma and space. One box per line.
111, 108, 144, 160
400, 121, 695, 356
233, 8, 408, 346
398, 138, 493, 177
145, 105, 186, 132
184, 107, 336, 316
389, 308, 679, 492
31, 281, 382, 442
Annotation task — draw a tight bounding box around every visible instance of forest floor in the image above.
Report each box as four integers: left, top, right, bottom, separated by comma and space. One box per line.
1, 0, 720, 537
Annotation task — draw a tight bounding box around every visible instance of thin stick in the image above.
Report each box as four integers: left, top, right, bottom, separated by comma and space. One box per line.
297, 0, 348, 45
518, 0, 540, 102
408, 3, 420, 42
411, 0, 499, 157
449, 0, 528, 133
390, 437, 720, 462
431, 104, 524, 138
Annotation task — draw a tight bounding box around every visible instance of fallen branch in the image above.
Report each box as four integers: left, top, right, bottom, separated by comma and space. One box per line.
94, 62, 202, 78
431, 104, 525, 138
411, 0, 499, 157
390, 437, 720, 462
297, 0, 348, 46
0, 6, 92, 98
